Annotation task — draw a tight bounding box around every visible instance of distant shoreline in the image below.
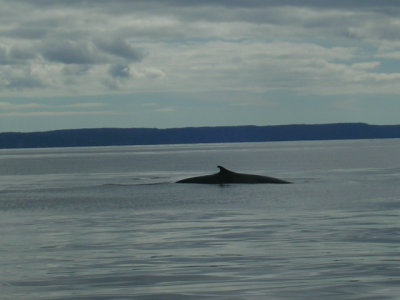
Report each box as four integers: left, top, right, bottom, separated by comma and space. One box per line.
1, 123, 399, 149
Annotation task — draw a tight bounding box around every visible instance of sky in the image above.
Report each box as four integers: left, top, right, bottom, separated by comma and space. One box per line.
1, 0, 400, 132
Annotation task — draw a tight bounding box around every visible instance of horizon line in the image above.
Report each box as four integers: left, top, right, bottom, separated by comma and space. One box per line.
2, 122, 400, 135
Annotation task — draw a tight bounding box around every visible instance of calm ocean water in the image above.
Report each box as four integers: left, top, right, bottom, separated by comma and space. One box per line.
1, 139, 400, 299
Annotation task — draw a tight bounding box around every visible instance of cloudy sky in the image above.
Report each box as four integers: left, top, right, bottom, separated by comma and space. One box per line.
1, 0, 400, 132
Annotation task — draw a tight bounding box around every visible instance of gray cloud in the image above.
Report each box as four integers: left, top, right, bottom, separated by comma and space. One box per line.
62, 65, 91, 76
0, 45, 36, 65
0, 47, 7, 64
5, 77, 45, 90
4, 1, 400, 44
41, 40, 100, 64
108, 64, 131, 78
95, 37, 145, 61
9, 46, 36, 60
4, 27, 48, 39
37, 37, 145, 66
0, 0, 400, 97
8, 0, 399, 9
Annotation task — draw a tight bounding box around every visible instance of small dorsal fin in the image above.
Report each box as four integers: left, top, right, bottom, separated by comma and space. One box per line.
217, 166, 232, 174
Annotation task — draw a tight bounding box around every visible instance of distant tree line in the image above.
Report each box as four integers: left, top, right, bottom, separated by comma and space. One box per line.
0, 123, 399, 149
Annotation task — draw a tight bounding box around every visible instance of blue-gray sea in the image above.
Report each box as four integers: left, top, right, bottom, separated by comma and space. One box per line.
1, 139, 400, 299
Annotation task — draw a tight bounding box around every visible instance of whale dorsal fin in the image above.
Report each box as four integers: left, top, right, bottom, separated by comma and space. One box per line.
217, 166, 233, 174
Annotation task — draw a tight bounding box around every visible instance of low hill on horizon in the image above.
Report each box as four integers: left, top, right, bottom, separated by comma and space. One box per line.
1, 123, 399, 149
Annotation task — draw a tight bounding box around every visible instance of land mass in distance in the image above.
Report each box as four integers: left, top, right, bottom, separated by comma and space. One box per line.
0, 123, 399, 149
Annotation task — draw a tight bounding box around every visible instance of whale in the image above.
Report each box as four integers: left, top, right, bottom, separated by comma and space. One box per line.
176, 166, 291, 184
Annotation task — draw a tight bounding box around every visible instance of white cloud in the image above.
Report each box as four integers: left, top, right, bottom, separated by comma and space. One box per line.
351, 62, 380, 70
0, 111, 121, 118
377, 51, 400, 60
0, 0, 399, 98
155, 107, 175, 113
141, 103, 157, 107
0, 100, 107, 110
66, 102, 107, 108
332, 99, 359, 110
0, 101, 41, 110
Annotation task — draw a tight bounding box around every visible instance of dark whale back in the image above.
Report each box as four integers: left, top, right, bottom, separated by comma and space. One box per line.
176, 166, 291, 184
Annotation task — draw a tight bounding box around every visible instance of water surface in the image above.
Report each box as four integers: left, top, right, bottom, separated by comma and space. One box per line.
1, 139, 400, 299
